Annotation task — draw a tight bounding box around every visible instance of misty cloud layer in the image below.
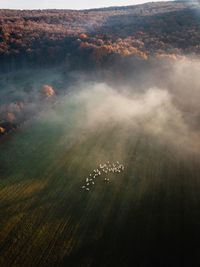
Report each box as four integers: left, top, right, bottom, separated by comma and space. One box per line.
1, 56, 200, 157
52, 57, 200, 156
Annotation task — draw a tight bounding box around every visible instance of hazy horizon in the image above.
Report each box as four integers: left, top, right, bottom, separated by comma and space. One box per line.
0, 0, 173, 10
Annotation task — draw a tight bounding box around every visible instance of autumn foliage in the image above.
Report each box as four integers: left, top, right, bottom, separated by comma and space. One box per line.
0, 1, 199, 71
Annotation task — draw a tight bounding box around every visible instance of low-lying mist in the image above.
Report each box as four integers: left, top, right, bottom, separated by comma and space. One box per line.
45, 56, 200, 157
1, 56, 200, 157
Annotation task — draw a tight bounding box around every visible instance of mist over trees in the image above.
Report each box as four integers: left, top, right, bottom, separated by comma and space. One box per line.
0, 1, 200, 136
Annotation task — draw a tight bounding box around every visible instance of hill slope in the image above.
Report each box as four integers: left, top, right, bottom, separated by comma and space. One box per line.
0, 1, 200, 70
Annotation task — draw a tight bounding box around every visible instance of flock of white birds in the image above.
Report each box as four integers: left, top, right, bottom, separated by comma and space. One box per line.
81, 161, 125, 191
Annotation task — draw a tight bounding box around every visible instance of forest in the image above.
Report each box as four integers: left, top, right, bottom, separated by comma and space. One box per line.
0, 1, 200, 71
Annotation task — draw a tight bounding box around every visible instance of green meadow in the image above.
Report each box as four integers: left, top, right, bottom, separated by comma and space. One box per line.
0, 92, 200, 267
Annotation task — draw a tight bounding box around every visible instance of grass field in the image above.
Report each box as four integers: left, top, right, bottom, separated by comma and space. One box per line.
0, 90, 200, 267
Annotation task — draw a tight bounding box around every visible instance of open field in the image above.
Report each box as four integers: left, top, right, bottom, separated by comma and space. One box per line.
0, 91, 200, 267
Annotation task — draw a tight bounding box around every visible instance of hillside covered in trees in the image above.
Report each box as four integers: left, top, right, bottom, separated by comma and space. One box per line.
0, 1, 200, 71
